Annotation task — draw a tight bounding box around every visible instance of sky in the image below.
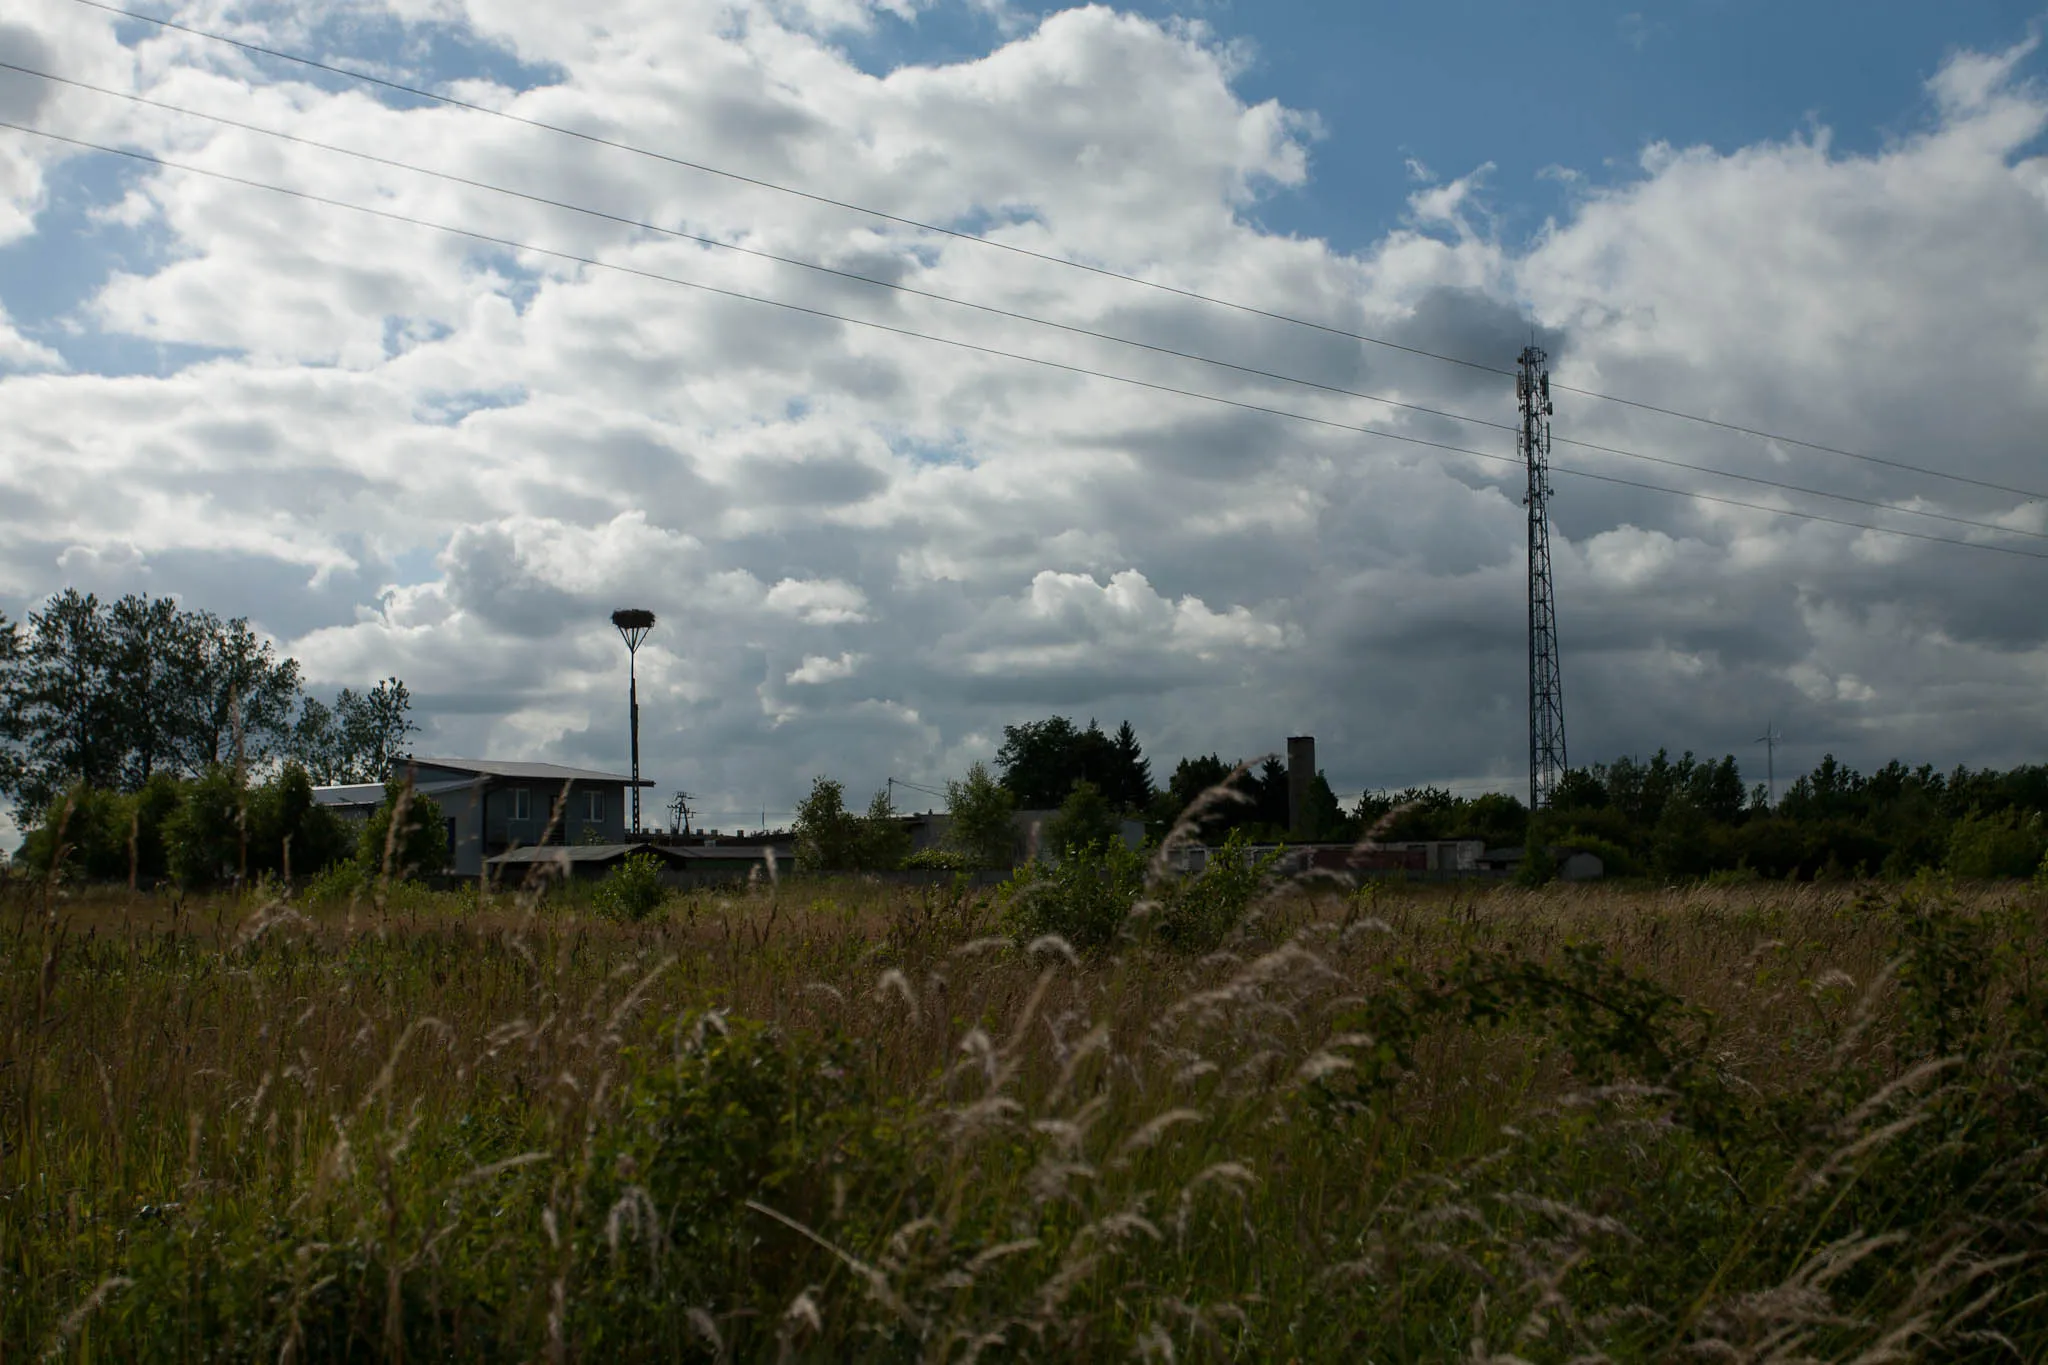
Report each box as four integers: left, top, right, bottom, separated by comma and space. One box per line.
0, 0, 2045, 836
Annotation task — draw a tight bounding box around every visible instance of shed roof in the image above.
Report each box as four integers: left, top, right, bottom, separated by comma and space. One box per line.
486, 843, 773, 866
406, 757, 652, 786
311, 783, 385, 807
312, 778, 475, 807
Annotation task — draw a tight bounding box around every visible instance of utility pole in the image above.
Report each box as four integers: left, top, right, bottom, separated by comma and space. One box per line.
611, 609, 656, 835
666, 790, 694, 835
1755, 722, 1781, 808
1520, 345, 1568, 811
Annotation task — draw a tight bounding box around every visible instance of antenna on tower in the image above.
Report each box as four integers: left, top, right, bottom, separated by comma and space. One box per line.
1520, 345, 1567, 810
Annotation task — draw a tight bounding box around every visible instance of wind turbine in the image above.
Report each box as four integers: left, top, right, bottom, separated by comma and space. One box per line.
1755, 721, 1783, 809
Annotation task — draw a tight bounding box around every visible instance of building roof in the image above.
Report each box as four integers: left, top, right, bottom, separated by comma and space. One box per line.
312, 777, 479, 807
311, 783, 385, 807
405, 757, 653, 787
486, 843, 773, 866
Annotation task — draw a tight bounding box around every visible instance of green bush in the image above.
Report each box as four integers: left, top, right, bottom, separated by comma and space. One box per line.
999, 837, 1147, 948
592, 852, 668, 921
1141, 827, 1285, 952
163, 766, 249, 887
904, 846, 979, 872
16, 769, 349, 889
1513, 842, 1559, 887
16, 783, 137, 882
159, 765, 359, 888
247, 762, 354, 879
1557, 833, 1638, 878
1946, 808, 2047, 879
578, 1014, 913, 1350
945, 760, 1016, 868
1043, 778, 1120, 858
356, 778, 449, 881
18, 775, 185, 884
793, 777, 909, 871
302, 857, 366, 903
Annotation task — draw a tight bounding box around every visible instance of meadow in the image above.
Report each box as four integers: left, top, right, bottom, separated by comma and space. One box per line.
2, 861, 2044, 1361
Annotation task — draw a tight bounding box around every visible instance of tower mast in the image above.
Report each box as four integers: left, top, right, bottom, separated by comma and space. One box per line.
1520, 346, 1567, 810
611, 608, 656, 835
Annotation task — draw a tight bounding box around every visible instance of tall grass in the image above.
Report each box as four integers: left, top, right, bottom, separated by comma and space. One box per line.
2, 866, 2043, 1361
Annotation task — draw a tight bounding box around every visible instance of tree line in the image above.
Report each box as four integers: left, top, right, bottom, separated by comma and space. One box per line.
801, 714, 2048, 882
0, 589, 417, 824
12, 593, 2046, 888
2, 589, 442, 886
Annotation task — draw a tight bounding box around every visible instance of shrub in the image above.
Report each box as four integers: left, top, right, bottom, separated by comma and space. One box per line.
16, 783, 138, 882
592, 852, 668, 921
1140, 827, 1284, 952
1557, 833, 1638, 879
302, 857, 367, 903
999, 836, 1146, 948
855, 788, 910, 870
793, 776, 858, 871
945, 761, 1016, 868
580, 1014, 912, 1347
1513, 842, 1559, 887
1946, 808, 2047, 879
904, 846, 979, 872
164, 766, 250, 887
793, 777, 908, 871
247, 762, 354, 879
1043, 778, 1120, 858
356, 778, 449, 881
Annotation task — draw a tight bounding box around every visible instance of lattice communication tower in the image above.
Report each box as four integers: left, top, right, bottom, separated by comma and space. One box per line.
1519, 346, 1568, 810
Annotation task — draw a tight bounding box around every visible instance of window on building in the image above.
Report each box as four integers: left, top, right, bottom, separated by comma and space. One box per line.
585, 790, 604, 823
511, 787, 531, 821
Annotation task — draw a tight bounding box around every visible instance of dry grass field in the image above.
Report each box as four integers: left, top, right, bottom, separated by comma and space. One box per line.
2, 866, 2044, 1361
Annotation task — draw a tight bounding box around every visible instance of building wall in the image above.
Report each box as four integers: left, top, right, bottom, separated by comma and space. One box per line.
408, 765, 631, 876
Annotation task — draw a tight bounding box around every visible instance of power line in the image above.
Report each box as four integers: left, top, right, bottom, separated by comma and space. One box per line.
7, 63, 2043, 546
7, 118, 2047, 565
59, 0, 2048, 504
888, 776, 950, 800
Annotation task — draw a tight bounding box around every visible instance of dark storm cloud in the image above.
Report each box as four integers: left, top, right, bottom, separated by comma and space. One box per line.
0, 27, 54, 123
1384, 286, 1568, 391
440, 524, 582, 638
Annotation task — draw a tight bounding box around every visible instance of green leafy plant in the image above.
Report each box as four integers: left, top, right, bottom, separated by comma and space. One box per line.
592, 852, 668, 921
999, 835, 1146, 948
1946, 808, 2047, 879
163, 765, 250, 887
1140, 827, 1286, 952
356, 777, 449, 882
903, 846, 979, 872
944, 760, 1016, 868
1043, 778, 1120, 858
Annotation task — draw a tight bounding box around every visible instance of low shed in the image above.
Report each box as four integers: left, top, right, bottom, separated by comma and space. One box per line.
485, 842, 778, 887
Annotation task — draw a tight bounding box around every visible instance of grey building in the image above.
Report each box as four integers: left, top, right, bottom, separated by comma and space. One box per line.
314, 758, 653, 877
486, 841, 789, 888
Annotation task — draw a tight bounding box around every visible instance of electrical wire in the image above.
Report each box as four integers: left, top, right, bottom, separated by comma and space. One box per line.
6, 118, 2046, 564
6, 61, 2042, 545
59, 0, 2048, 504
888, 776, 951, 800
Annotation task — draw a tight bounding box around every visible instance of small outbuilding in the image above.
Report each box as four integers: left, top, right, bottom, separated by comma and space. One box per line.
486, 841, 779, 888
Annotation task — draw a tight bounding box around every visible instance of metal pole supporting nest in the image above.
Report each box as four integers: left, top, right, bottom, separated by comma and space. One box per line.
611, 608, 656, 835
